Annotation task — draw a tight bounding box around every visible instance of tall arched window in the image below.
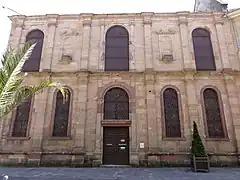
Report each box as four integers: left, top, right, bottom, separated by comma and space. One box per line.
23, 29, 44, 72
105, 25, 129, 71
104, 87, 129, 120
52, 89, 71, 137
192, 28, 216, 71
203, 88, 226, 138
12, 89, 32, 137
163, 88, 181, 138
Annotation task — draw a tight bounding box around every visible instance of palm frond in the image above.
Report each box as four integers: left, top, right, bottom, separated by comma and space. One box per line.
0, 80, 68, 119
0, 43, 36, 112
0, 43, 34, 92
0, 43, 67, 119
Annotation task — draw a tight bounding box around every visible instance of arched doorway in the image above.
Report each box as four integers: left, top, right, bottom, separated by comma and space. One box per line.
102, 87, 130, 165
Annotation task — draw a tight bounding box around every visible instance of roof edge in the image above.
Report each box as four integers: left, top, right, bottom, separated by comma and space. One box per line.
8, 15, 26, 21
227, 9, 240, 19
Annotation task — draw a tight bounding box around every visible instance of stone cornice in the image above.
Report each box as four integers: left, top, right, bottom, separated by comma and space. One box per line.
46, 14, 58, 27
8, 15, 26, 22
213, 14, 226, 25
24, 70, 240, 79
81, 14, 93, 26
178, 13, 188, 26
9, 15, 26, 29
8, 12, 228, 23
142, 12, 153, 25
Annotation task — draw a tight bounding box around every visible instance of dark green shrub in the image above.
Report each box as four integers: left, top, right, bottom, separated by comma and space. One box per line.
191, 121, 207, 157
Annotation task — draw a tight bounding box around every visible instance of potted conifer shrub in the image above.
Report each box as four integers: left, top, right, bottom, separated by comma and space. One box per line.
190, 121, 210, 172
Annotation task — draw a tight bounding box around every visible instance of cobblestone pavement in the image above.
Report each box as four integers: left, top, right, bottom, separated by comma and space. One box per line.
0, 168, 240, 180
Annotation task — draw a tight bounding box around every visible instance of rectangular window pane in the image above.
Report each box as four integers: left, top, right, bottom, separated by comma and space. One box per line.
106, 37, 128, 47
105, 47, 129, 58
105, 58, 129, 71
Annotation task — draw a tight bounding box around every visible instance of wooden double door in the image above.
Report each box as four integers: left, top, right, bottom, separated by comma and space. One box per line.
103, 127, 129, 165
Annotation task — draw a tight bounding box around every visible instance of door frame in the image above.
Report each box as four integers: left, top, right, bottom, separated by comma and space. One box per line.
102, 126, 130, 165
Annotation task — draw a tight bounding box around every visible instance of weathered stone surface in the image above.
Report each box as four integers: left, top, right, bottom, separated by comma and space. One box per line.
2, 11, 240, 167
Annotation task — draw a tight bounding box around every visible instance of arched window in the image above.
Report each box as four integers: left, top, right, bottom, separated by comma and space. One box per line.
163, 88, 181, 138
52, 89, 71, 137
104, 87, 129, 120
12, 90, 32, 137
192, 28, 216, 71
23, 30, 44, 72
105, 26, 129, 71
203, 88, 226, 138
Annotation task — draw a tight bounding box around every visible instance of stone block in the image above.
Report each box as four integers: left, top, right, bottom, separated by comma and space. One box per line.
92, 160, 102, 167
71, 155, 84, 167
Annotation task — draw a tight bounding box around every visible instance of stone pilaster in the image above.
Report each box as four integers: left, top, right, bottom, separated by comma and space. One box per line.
129, 20, 135, 71
80, 14, 92, 70
214, 15, 231, 71
184, 74, 199, 143
8, 15, 25, 50
28, 74, 51, 165
130, 103, 137, 154
94, 113, 102, 155
178, 12, 193, 71
89, 21, 101, 71
145, 73, 158, 152
73, 73, 89, 152
142, 13, 154, 71
30, 85, 49, 151
135, 78, 148, 155
94, 78, 104, 155
40, 14, 58, 72
134, 22, 145, 72
98, 21, 105, 71
224, 75, 240, 163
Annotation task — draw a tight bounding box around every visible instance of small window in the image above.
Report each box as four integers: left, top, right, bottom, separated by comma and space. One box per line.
192, 28, 216, 71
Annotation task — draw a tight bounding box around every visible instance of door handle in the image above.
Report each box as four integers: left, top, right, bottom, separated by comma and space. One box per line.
106, 143, 113, 146
118, 144, 127, 146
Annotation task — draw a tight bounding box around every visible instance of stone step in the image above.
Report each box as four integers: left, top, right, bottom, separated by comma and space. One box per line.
100, 165, 132, 168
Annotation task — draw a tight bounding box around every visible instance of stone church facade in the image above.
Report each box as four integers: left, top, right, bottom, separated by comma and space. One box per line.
1, 8, 240, 166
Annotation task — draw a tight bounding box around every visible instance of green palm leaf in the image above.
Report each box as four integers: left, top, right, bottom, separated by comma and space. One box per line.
0, 43, 67, 119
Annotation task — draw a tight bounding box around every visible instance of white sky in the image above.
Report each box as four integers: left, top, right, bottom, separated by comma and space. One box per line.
0, 0, 240, 58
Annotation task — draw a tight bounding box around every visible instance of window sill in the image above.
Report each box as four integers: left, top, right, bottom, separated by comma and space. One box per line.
5, 136, 31, 141
205, 137, 229, 141
47, 136, 71, 140
162, 137, 186, 141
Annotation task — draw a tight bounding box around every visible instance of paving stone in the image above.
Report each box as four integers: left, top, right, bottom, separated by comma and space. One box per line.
0, 168, 240, 180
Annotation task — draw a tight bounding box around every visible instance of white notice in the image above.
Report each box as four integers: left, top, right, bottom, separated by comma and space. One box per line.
140, 142, 144, 149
